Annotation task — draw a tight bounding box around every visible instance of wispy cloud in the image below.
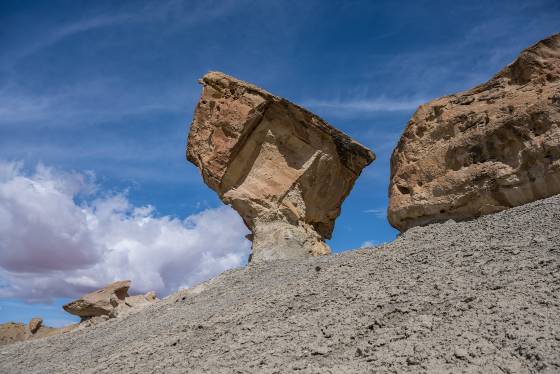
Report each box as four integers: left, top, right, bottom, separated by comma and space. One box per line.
364, 208, 387, 219
0, 78, 197, 126
304, 97, 424, 117
3, 1, 245, 69
14, 15, 132, 63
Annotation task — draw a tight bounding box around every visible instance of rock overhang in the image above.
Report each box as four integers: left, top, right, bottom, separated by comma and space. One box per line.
187, 72, 375, 261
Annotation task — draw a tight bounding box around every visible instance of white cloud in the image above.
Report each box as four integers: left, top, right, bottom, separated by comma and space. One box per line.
303, 97, 424, 117
360, 239, 388, 248
0, 161, 250, 302
360, 240, 379, 248
363, 208, 387, 219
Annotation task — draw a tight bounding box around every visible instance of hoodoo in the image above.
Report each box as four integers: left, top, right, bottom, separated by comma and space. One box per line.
389, 33, 560, 231
187, 72, 375, 261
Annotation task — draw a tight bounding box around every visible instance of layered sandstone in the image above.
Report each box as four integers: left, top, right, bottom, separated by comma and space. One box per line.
389, 33, 560, 231
187, 72, 375, 261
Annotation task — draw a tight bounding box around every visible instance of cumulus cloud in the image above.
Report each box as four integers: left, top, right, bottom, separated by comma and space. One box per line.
0, 161, 250, 302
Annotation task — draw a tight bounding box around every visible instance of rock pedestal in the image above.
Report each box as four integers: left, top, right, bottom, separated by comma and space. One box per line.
27, 318, 42, 334
187, 72, 375, 261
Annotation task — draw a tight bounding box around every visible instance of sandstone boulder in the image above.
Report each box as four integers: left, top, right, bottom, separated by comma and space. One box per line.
389, 33, 560, 231
63, 281, 158, 323
187, 72, 375, 261
63, 280, 131, 319
28, 317, 42, 334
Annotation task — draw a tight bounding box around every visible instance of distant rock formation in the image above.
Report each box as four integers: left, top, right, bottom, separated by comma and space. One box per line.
0, 281, 159, 346
389, 33, 560, 231
0, 319, 76, 346
187, 72, 375, 261
63, 280, 158, 322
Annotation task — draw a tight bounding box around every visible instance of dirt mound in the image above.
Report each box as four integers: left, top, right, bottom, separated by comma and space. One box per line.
1, 195, 559, 373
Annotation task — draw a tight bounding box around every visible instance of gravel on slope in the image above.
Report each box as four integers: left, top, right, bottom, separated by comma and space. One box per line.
1, 195, 560, 373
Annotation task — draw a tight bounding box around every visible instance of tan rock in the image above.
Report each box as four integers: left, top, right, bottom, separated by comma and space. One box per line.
28, 317, 42, 334
114, 291, 159, 318
77, 315, 110, 329
144, 291, 157, 301
31, 324, 76, 340
187, 72, 375, 261
389, 33, 560, 231
0, 323, 26, 346
63, 280, 131, 319
126, 291, 158, 307
0, 321, 77, 346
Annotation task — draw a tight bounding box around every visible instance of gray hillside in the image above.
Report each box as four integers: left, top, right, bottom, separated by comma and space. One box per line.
1, 195, 560, 373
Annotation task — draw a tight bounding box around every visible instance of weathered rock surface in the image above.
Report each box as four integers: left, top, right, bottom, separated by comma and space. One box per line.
389, 33, 560, 231
63, 281, 158, 321
0, 323, 26, 346
1, 195, 560, 373
187, 72, 375, 260
63, 280, 131, 319
27, 318, 42, 334
114, 291, 160, 319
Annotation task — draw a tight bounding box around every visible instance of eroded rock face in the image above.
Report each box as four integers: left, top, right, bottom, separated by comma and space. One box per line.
63, 280, 131, 319
63, 281, 158, 323
389, 33, 560, 231
187, 72, 375, 261
28, 318, 42, 334
113, 291, 160, 319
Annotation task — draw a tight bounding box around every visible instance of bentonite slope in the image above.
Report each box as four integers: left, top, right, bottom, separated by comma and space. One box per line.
2, 195, 560, 373
389, 33, 560, 231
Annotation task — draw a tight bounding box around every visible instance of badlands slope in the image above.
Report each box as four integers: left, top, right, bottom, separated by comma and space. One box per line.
1, 195, 559, 373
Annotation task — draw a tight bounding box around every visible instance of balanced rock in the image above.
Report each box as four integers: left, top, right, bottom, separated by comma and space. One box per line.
389, 33, 560, 231
27, 317, 42, 334
63, 280, 131, 319
187, 72, 375, 261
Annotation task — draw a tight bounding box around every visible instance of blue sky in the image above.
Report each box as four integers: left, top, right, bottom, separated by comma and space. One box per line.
0, 0, 558, 326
